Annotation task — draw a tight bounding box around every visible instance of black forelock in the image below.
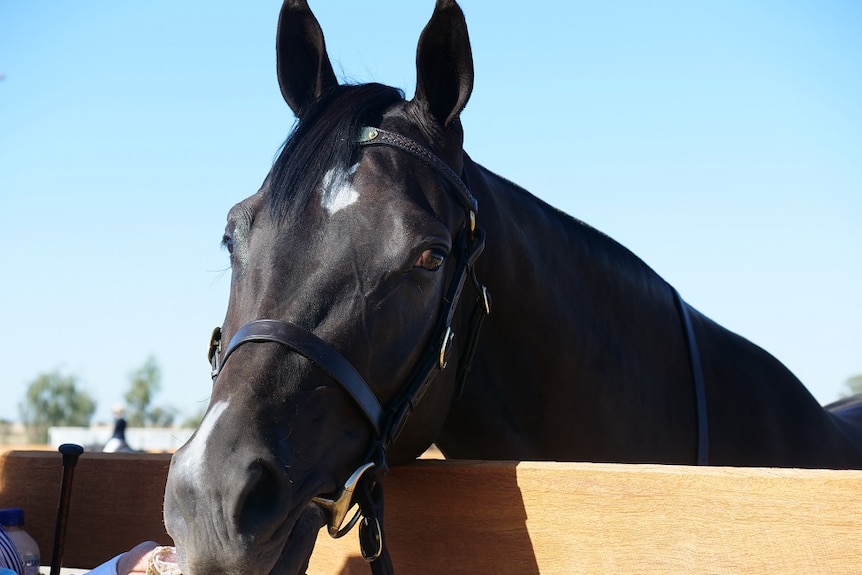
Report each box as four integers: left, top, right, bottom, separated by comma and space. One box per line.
268, 83, 405, 222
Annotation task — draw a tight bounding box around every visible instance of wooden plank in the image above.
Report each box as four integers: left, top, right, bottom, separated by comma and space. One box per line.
310, 461, 862, 575
0, 450, 173, 569
1, 450, 860, 573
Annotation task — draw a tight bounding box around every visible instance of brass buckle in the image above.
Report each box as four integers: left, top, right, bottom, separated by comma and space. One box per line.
439, 327, 455, 370
311, 462, 376, 538
481, 285, 491, 315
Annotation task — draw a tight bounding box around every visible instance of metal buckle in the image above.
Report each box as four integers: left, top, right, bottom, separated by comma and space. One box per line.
311, 462, 376, 538
481, 285, 491, 315
439, 327, 455, 370
208, 327, 222, 379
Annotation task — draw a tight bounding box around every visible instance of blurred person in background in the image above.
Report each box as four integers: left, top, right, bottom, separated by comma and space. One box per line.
103, 406, 131, 453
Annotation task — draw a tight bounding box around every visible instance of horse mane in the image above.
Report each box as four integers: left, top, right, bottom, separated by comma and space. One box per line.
268, 83, 405, 222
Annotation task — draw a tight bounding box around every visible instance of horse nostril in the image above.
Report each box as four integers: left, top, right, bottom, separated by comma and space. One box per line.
237, 459, 286, 533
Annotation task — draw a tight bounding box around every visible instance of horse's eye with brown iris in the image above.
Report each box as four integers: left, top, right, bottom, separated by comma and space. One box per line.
415, 248, 445, 271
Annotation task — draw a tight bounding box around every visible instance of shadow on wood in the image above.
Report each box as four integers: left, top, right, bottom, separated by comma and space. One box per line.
309, 461, 540, 574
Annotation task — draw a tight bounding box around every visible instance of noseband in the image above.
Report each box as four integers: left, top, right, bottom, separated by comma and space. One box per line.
207, 126, 490, 574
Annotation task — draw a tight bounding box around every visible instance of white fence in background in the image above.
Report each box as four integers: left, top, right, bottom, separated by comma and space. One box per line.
48, 425, 195, 452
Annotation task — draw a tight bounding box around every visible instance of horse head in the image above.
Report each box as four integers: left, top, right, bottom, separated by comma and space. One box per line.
163, 2, 480, 574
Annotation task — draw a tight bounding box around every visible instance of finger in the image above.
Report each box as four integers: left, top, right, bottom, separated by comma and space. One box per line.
116, 541, 160, 575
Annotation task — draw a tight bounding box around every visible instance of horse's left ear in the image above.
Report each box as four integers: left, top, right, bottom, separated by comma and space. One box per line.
276, 0, 339, 117
412, 0, 474, 128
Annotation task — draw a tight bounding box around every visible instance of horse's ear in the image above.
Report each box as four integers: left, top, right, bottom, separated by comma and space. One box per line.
276, 0, 338, 117
412, 0, 474, 128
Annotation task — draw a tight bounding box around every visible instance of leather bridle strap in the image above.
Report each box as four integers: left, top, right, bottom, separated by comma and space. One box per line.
210, 319, 384, 436
380, 225, 486, 450
671, 287, 709, 465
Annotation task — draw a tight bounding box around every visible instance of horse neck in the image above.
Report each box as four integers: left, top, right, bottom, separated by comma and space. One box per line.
438, 157, 698, 461
466, 155, 675, 342
443, 160, 862, 468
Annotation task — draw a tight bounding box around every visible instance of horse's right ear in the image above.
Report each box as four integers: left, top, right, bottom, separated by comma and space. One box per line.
276, 0, 338, 117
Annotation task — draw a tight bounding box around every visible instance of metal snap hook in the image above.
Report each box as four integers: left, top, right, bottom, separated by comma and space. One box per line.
311, 462, 376, 538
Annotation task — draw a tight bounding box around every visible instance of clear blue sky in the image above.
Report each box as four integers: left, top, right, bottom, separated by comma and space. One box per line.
1, 1, 860, 425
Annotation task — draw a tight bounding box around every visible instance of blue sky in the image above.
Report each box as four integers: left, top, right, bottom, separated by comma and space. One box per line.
1, 1, 860, 425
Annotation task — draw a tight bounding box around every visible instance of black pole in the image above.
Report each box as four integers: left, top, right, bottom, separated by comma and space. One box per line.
50, 443, 84, 575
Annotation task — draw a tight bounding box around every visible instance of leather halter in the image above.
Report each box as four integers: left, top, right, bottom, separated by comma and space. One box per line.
207, 126, 490, 574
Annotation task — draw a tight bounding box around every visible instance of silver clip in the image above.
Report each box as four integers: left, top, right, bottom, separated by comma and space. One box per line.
311, 462, 376, 538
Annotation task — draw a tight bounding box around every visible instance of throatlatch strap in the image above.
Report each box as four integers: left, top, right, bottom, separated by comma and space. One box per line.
455, 283, 491, 400
672, 288, 709, 465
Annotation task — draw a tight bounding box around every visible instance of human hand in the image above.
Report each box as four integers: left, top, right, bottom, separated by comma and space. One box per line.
115, 541, 160, 575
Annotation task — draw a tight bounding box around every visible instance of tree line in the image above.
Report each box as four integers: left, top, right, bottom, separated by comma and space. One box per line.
11, 361, 862, 445
15, 356, 204, 443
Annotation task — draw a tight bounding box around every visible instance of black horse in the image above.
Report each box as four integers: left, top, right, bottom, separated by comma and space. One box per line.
164, 2, 862, 574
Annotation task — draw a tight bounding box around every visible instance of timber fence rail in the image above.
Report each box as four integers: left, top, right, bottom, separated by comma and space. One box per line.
0, 450, 859, 574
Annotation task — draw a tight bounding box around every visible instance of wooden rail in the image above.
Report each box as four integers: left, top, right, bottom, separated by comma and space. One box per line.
0, 450, 859, 574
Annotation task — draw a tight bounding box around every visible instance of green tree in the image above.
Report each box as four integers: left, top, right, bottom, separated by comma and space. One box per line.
842, 374, 862, 398
19, 371, 96, 443
123, 356, 182, 427
147, 405, 179, 427
124, 356, 162, 426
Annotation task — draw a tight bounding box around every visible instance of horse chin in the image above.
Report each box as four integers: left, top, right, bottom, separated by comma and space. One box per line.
269, 504, 327, 575
173, 504, 326, 575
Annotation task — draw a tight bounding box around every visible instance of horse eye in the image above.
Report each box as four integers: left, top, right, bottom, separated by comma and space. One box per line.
222, 234, 234, 255
415, 248, 445, 271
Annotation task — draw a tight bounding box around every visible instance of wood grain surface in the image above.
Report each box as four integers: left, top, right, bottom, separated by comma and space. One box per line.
2, 450, 859, 574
